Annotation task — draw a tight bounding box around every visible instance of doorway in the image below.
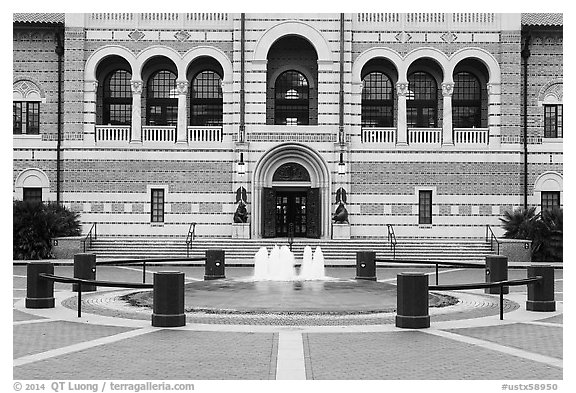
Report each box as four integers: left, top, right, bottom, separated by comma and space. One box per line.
275, 190, 307, 237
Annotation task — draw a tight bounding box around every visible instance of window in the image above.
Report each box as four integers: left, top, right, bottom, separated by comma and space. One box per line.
544, 105, 563, 138
275, 71, 309, 125
361, 72, 394, 127
103, 69, 132, 125
453, 72, 481, 128
407, 72, 438, 128
419, 190, 432, 225
23, 188, 42, 203
541, 191, 560, 212
147, 70, 177, 126
151, 189, 165, 223
13, 101, 40, 135
191, 70, 223, 126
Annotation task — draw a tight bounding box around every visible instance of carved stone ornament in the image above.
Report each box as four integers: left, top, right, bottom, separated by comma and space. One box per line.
441, 32, 458, 43
131, 81, 143, 94
395, 31, 412, 43
176, 81, 189, 95
174, 30, 190, 42
128, 30, 145, 41
396, 82, 409, 97
441, 83, 454, 97
272, 163, 311, 182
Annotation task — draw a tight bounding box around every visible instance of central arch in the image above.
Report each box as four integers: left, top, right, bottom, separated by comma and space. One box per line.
252, 143, 331, 239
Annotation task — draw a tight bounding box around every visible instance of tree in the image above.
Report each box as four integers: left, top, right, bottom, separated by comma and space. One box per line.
13, 201, 81, 260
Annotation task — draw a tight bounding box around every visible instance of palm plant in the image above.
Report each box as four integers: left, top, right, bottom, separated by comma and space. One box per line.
499, 207, 538, 240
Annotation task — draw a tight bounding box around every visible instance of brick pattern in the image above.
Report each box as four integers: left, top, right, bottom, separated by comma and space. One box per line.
304, 331, 562, 380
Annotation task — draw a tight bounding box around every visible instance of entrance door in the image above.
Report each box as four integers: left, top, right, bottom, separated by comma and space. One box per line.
275, 191, 307, 237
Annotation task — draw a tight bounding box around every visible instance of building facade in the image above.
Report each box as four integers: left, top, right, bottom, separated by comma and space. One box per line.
13, 13, 563, 240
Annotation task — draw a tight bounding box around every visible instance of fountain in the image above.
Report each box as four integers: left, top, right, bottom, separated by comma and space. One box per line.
253, 245, 326, 281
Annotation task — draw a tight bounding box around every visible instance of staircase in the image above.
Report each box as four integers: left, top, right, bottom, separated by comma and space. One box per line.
87, 237, 496, 265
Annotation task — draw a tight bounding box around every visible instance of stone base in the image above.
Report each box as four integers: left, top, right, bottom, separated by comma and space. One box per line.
332, 223, 351, 239
25, 297, 55, 309
526, 300, 556, 312
232, 223, 250, 239
204, 275, 226, 281
152, 313, 186, 327
355, 275, 377, 281
395, 315, 430, 329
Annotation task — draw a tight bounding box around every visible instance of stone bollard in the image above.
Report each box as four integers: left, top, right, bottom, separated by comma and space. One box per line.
152, 272, 186, 327
355, 251, 376, 281
485, 255, 509, 294
396, 273, 430, 329
73, 253, 97, 292
204, 249, 225, 280
26, 262, 55, 309
526, 265, 556, 312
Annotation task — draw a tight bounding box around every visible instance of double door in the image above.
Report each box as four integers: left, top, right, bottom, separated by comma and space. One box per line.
262, 187, 320, 238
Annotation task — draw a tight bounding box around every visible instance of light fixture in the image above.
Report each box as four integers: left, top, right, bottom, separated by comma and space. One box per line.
338, 152, 346, 175
237, 152, 246, 176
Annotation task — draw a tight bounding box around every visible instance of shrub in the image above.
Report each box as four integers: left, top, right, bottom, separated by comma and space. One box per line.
13, 201, 81, 260
500, 207, 563, 262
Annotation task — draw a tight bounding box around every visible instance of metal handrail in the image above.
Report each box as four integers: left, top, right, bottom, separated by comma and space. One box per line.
386, 224, 397, 259
39, 273, 153, 318
430, 276, 542, 320
485, 225, 501, 254
96, 257, 207, 284
288, 223, 295, 251
374, 258, 485, 285
82, 223, 97, 253
186, 222, 196, 258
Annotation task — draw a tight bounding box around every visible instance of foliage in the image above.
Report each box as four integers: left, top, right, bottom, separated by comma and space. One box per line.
13, 201, 81, 260
500, 207, 563, 262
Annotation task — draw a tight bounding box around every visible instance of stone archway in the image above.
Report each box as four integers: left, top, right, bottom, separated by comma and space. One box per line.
252, 143, 331, 239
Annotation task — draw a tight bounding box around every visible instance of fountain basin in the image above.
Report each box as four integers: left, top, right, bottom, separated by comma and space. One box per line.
124, 278, 457, 315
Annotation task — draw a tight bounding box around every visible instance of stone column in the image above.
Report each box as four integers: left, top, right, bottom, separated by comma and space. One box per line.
130, 80, 143, 143
487, 83, 501, 147
83, 80, 98, 145
442, 82, 454, 146
396, 82, 408, 145
176, 80, 188, 144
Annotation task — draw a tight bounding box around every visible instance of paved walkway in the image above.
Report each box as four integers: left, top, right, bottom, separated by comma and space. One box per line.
13, 265, 564, 382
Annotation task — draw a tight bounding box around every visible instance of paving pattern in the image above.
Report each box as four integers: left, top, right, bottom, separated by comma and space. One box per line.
13, 264, 564, 381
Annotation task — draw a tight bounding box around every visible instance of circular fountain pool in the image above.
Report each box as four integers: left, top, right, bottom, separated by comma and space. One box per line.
124, 279, 456, 315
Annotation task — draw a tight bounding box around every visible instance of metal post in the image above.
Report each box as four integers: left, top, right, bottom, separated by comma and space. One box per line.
77, 282, 82, 318
396, 273, 430, 329
26, 262, 55, 309
73, 253, 96, 292
204, 249, 225, 280
355, 251, 376, 281
485, 255, 508, 294
499, 285, 504, 320
143, 261, 147, 284
435, 263, 439, 285
527, 265, 556, 311
152, 272, 186, 327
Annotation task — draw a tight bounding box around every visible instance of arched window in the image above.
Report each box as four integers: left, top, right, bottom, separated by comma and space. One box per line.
407, 72, 438, 128
453, 72, 481, 128
191, 70, 223, 126
274, 71, 309, 125
103, 69, 132, 125
361, 72, 394, 127
147, 70, 177, 126
13, 80, 43, 135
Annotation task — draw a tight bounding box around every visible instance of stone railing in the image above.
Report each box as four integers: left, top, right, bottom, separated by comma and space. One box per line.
142, 126, 177, 142
95, 125, 131, 142
409, 128, 442, 145
354, 12, 500, 31
86, 13, 231, 28
361, 127, 396, 144
187, 126, 223, 143
454, 128, 489, 145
